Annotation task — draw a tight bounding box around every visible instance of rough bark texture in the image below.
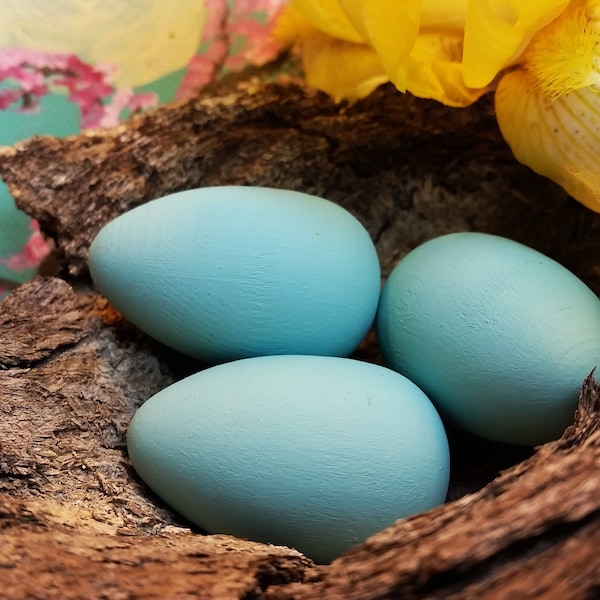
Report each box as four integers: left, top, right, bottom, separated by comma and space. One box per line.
0, 82, 599, 598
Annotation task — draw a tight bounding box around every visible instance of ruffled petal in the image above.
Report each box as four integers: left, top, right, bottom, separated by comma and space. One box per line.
289, 0, 363, 43
463, 0, 570, 89
420, 0, 468, 28
405, 29, 488, 107
337, 0, 421, 92
495, 68, 600, 211
296, 28, 389, 101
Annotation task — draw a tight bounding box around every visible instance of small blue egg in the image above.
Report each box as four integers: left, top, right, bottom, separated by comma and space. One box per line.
377, 232, 600, 445
126, 355, 450, 564
89, 186, 380, 363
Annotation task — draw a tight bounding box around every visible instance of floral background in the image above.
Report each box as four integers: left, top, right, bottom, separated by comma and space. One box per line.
0, 0, 286, 300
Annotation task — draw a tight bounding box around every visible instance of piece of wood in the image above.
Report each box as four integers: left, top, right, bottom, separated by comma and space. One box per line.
1, 82, 600, 598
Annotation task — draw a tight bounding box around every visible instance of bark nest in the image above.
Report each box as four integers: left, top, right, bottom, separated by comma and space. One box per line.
1, 82, 600, 599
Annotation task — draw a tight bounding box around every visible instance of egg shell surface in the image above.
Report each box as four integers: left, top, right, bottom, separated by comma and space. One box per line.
88, 186, 381, 363
377, 232, 600, 445
126, 355, 450, 564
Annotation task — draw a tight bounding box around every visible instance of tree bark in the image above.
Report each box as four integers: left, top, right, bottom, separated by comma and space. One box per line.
0, 82, 599, 599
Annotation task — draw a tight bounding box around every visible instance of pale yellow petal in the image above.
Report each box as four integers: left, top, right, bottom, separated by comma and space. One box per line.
289, 0, 363, 43
405, 30, 488, 107
495, 68, 600, 211
297, 30, 389, 102
337, 0, 421, 92
463, 0, 570, 89
0, 0, 207, 88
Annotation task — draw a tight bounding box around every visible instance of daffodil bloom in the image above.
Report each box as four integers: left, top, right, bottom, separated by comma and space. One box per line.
280, 0, 600, 212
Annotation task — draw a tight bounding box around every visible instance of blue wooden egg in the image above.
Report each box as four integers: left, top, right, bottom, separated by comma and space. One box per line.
89, 186, 381, 363
127, 355, 450, 564
377, 232, 600, 445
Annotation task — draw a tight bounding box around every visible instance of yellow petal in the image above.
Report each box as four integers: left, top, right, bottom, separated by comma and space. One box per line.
272, 5, 318, 47
405, 30, 489, 107
297, 29, 389, 102
336, 0, 421, 92
420, 0, 468, 28
463, 0, 570, 89
289, 0, 363, 43
495, 68, 600, 211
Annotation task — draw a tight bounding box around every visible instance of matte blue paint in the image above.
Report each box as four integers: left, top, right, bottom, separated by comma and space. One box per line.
89, 186, 381, 363
377, 232, 600, 445
126, 355, 450, 564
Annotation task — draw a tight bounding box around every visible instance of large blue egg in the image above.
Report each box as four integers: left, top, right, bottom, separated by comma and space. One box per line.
126, 355, 450, 564
377, 232, 600, 445
89, 186, 380, 363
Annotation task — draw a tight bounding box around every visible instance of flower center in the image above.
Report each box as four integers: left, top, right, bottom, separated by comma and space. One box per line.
527, 2, 600, 101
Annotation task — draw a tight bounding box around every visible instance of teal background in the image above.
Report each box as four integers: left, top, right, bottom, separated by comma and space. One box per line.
0, 93, 80, 292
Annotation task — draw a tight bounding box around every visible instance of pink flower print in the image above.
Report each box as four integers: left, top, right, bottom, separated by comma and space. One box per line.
224, 0, 287, 72
84, 88, 158, 129
0, 48, 159, 129
0, 87, 26, 110
176, 0, 229, 101
175, 0, 286, 101
0, 220, 50, 271
0, 49, 51, 113
22, 221, 50, 266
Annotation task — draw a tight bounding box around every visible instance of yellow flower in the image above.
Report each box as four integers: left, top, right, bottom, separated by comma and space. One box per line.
462, 0, 570, 88
0, 0, 207, 88
281, 0, 600, 212
495, 1, 600, 211
283, 0, 486, 105
286, 0, 420, 96
274, 4, 389, 101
